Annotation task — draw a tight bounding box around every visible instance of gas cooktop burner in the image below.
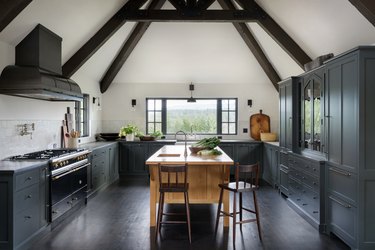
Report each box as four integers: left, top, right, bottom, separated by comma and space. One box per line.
8, 148, 84, 160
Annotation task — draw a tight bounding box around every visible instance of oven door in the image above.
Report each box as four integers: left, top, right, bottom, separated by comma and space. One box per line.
50, 162, 89, 221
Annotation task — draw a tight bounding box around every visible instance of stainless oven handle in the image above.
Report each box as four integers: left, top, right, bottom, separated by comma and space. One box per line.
52, 162, 90, 180
51, 159, 88, 177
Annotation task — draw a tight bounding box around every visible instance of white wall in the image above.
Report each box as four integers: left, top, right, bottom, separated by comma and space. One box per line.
102, 81, 279, 140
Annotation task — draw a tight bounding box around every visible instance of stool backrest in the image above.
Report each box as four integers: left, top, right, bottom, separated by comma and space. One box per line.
234, 162, 260, 190
158, 163, 188, 188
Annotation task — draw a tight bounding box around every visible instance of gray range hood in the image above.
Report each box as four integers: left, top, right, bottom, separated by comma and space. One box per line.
0, 24, 83, 101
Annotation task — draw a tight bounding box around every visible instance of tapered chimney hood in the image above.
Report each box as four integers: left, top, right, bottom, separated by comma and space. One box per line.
0, 24, 83, 101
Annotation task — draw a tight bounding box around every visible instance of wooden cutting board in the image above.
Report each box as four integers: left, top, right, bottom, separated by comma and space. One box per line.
250, 110, 270, 141
62, 120, 69, 147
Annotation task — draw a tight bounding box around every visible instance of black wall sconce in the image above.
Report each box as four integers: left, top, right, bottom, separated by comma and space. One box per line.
247, 99, 253, 107
131, 99, 137, 107
93, 97, 100, 106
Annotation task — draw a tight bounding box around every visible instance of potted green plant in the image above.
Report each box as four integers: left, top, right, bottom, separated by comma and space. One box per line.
119, 124, 138, 141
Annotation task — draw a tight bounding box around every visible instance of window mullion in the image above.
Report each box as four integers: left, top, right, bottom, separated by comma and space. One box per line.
217, 99, 222, 135
161, 99, 167, 135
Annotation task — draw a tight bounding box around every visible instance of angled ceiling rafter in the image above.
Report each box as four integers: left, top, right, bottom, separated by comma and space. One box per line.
234, 0, 312, 68
348, 0, 375, 27
62, 0, 149, 78
218, 0, 280, 91
100, 0, 167, 93
0, 0, 32, 33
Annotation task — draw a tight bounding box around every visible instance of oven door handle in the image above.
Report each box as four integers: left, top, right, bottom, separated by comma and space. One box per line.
52, 163, 90, 180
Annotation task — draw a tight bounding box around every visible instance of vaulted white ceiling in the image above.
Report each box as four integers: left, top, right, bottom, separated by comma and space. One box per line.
0, 0, 374, 88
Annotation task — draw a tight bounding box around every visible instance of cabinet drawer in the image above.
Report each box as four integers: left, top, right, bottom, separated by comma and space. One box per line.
280, 151, 288, 166
14, 183, 39, 214
328, 194, 356, 244
14, 207, 39, 245
91, 156, 106, 173
300, 160, 320, 177
328, 166, 357, 205
301, 172, 319, 192
16, 168, 39, 191
91, 148, 107, 159
92, 171, 106, 190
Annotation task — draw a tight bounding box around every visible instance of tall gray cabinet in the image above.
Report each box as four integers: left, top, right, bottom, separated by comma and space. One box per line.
324, 47, 375, 249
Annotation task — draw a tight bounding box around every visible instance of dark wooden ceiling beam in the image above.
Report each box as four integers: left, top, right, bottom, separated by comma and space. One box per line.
122, 10, 260, 22
100, 0, 167, 93
168, 0, 187, 10
348, 0, 375, 26
196, 0, 216, 10
0, 0, 32, 32
62, 0, 149, 78
218, 0, 280, 91
234, 0, 311, 69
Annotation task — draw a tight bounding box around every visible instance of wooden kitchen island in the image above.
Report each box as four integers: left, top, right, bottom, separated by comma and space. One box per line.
146, 145, 234, 227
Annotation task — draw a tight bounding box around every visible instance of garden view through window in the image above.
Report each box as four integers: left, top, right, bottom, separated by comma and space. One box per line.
146, 98, 237, 135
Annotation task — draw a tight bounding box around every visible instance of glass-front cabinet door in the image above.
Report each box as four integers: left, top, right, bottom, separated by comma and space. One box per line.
301, 70, 324, 154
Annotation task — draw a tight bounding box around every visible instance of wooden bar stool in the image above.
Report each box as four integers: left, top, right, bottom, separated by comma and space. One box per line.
155, 163, 191, 243
215, 162, 262, 247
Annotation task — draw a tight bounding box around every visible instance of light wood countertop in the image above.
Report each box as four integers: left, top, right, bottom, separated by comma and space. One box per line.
146, 145, 234, 165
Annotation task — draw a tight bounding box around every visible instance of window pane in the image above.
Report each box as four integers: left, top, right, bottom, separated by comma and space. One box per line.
222, 123, 228, 134
166, 99, 217, 134
155, 123, 162, 132
148, 99, 155, 110
148, 123, 154, 133
222, 112, 228, 122
229, 99, 235, 110
155, 100, 162, 110
229, 123, 236, 134
222, 99, 228, 110
148, 111, 154, 122
155, 111, 162, 122
229, 112, 235, 122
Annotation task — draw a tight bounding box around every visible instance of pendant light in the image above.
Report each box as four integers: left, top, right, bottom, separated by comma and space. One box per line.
187, 82, 196, 103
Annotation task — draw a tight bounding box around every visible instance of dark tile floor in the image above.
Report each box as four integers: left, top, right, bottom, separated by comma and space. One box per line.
28, 178, 350, 250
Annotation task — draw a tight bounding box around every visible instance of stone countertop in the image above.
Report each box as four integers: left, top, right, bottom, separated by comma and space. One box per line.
146, 145, 234, 165
263, 141, 280, 147
0, 159, 48, 173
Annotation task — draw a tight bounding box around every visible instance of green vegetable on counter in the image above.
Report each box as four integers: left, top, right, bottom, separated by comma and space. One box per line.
192, 137, 220, 149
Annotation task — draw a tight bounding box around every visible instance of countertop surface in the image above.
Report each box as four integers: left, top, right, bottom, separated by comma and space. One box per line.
146, 145, 234, 165
263, 141, 280, 147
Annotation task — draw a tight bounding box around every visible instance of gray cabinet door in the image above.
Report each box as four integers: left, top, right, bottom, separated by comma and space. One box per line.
108, 144, 119, 182
285, 81, 293, 150
236, 143, 261, 165
326, 54, 358, 172
279, 84, 287, 148
262, 144, 272, 185
39, 165, 49, 227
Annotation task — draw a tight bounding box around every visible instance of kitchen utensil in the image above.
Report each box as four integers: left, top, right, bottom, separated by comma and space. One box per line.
65, 107, 73, 132
250, 110, 270, 141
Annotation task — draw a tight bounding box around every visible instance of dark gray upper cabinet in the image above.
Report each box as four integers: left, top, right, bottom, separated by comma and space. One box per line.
300, 67, 325, 155
279, 77, 301, 152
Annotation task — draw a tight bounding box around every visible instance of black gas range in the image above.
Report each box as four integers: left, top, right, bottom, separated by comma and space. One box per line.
8, 148, 91, 223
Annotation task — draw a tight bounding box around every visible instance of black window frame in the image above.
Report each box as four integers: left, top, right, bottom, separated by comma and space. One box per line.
146, 97, 238, 135
75, 93, 89, 137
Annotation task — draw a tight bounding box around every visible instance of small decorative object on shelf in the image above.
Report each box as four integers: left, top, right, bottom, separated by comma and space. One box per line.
137, 130, 163, 141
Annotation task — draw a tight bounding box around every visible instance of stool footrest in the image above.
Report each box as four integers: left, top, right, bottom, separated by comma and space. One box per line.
161, 221, 187, 224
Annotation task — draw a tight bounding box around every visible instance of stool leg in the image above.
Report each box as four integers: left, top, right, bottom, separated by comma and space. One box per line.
159, 193, 165, 233
232, 192, 237, 248
155, 192, 163, 242
253, 190, 262, 241
185, 192, 192, 244
215, 187, 224, 236
239, 192, 243, 232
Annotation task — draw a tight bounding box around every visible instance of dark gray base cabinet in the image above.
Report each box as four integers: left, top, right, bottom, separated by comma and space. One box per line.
89, 143, 119, 196
286, 153, 325, 232
262, 143, 279, 188
278, 150, 289, 196
0, 164, 49, 250
119, 141, 175, 176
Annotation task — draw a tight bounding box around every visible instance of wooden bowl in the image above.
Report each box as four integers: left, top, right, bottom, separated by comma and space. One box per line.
189, 146, 209, 154
260, 132, 277, 142
99, 133, 119, 141
139, 136, 156, 141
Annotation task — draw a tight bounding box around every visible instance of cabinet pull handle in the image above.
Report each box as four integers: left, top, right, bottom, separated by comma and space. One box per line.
313, 211, 319, 214
26, 176, 33, 180
329, 167, 351, 177
302, 203, 307, 206
26, 194, 32, 199
329, 196, 351, 208
24, 216, 32, 219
